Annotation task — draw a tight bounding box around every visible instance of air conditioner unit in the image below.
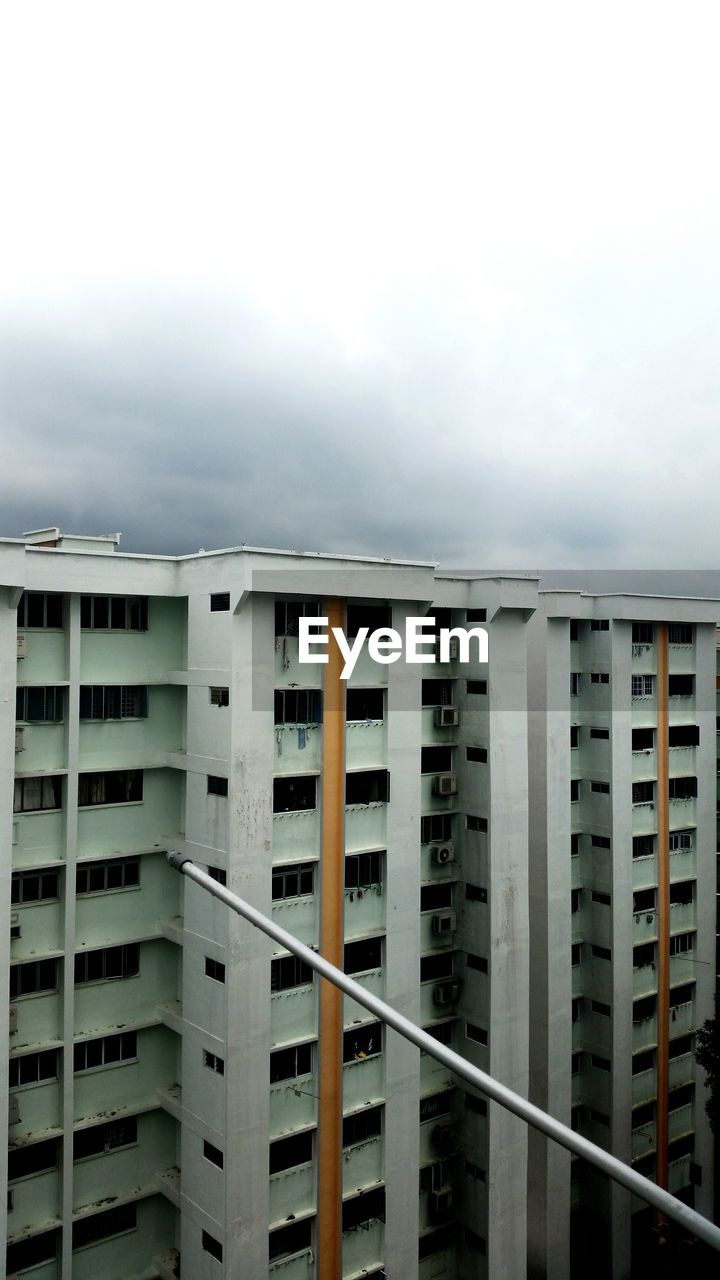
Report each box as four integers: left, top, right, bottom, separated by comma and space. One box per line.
431, 1122, 455, 1154
432, 911, 457, 937
10, 912, 21, 941
433, 706, 459, 729
16, 635, 27, 659
447, 636, 461, 660
8, 1094, 20, 1125
429, 1186, 453, 1220
14, 727, 24, 753
9, 1004, 17, 1034
433, 774, 457, 797
431, 842, 454, 866
433, 980, 461, 1006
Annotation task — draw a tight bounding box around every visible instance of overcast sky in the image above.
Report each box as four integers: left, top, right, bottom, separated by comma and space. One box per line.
2, 2, 720, 566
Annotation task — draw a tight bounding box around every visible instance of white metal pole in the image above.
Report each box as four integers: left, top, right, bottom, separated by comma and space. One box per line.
167, 852, 720, 1254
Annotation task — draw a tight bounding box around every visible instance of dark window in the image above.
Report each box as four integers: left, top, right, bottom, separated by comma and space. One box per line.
269, 1130, 313, 1174
346, 687, 384, 721
201, 1230, 223, 1262
632, 781, 654, 804
571, 943, 582, 966
274, 775, 316, 811
571, 833, 581, 855
420, 952, 455, 982
76, 857, 140, 895
79, 686, 148, 720
421, 814, 453, 844
271, 955, 313, 992
424, 1020, 455, 1045
74, 1117, 137, 1160
464, 1093, 487, 1116
421, 746, 454, 774
421, 679, 455, 707
344, 937, 382, 974
632, 1050, 656, 1075
205, 957, 226, 983
343, 1105, 383, 1147
204, 1139, 224, 1168
466, 679, 487, 695
588, 1109, 610, 1127
346, 603, 391, 637
269, 1218, 313, 1261
419, 1226, 454, 1260
632, 728, 654, 750
590, 620, 609, 631
274, 689, 323, 725
591, 1054, 611, 1071
208, 775, 228, 797
8, 1136, 60, 1181
421, 883, 453, 912
632, 1102, 655, 1129
74, 944, 139, 984
465, 883, 487, 903
272, 862, 315, 900
345, 770, 389, 805
466, 745, 487, 763
570, 620, 580, 640
210, 686, 229, 707
419, 1091, 454, 1122
74, 1033, 137, 1073
80, 596, 148, 630
591, 834, 611, 849
633, 888, 655, 912
669, 776, 697, 800
591, 891, 611, 905
465, 952, 488, 973
7, 1228, 60, 1272
669, 931, 695, 956
633, 943, 655, 969
591, 1000, 611, 1016
669, 674, 694, 697
16, 686, 64, 722
669, 724, 699, 747
590, 672, 609, 685
274, 600, 321, 635
13, 775, 63, 812
17, 592, 64, 629
344, 850, 383, 889
670, 881, 694, 906
10, 958, 58, 1000
11, 868, 59, 905
670, 983, 694, 1007
571, 672, 580, 696
270, 1042, 313, 1083
210, 593, 230, 612
572, 997, 583, 1022
591, 945, 611, 960
9, 1048, 59, 1087
342, 1186, 386, 1232
343, 1021, 382, 1063
633, 835, 654, 858
632, 623, 654, 644
208, 865, 227, 885
590, 727, 609, 740
669, 829, 694, 851
571, 888, 581, 913
570, 726, 579, 748
78, 770, 142, 806
466, 1022, 487, 1045
669, 1034, 693, 1059
203, 1049, 225, 1075
591, 781, 609, 794
465, 1229, 487, 1253
466, 815, 488, 833
570, 780, 580, 802
668, 624, 693, 645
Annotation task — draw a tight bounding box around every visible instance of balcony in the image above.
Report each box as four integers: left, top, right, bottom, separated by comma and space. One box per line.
270, 1073, 317, 1137
7, 1167, 60, 1235
344, 970, 384, 1028
344, 885, 384, 940
633, 964, 657, 999
669, 900, 696, 935
669, 845, 696, 880
668, 1154, 692, 1194
271, 896, 317, 952
342, 1053, 384, 1112
14, 722, 66, 774
632, 855, 658, 891
669, 1000, 695, 1037
11, 992, 62, 1053
668, 746, 697, 776
632, 750, 657, 782
272, 808, 320, 861
633, 1014, 657, 1052
269, 1160, 315, 1224
342, 1134, 383, 1195
668, 1102, 694, 1143
345, 803, 386, 853
632, 912, 658, 946
271, 984, 317, 1046
632, 1068, 657, 1107
345, 720, 387, 771
669, 1051, 694, 1091
273, 725, 322, 775
669, 796, 696, 827
632, 1122, 656, 1160
632, 803, 657, 837
342, 1216, 384, 1277
8, 1078, 61, 1140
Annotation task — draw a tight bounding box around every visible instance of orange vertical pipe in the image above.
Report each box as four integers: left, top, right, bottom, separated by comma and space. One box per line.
318, 599, 345, 1280
656, 623, 669, 1193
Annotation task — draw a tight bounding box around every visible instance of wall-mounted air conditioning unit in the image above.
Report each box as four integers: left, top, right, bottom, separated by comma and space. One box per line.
432, 911, 457, 937
447, 636, 460, 660
10, 912, 21, 940
432, 774, 457, 797
431, 1122, 455, 1153
14, 727, 24, 753
431, 842, 454, 866
9, 1004, 17, 1034
433, 706, 459, 729
16, 635, 27, 659
8, 1094, 20, 1124
429, 1186, 453, 1220
433, 980, 461, 1006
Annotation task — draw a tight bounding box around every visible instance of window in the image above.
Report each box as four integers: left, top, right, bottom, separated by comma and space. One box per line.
670, 881, 694, 906
588, 1109, 610, 1127
669, 983, 694, 1008
80, 596, 148, 630
591, 834, 611, 849
203, 1049, 225, 1075
592, 891, 611, 905
421, 814, 453, 844
591, 619, 609, 631
571, 943, 582, 966
669, 776, 697, 800
270, 1041, 312, 1083
669, 1034, 693, 1059
419, 1091, 454, 1122
633, 835, 654, 858
76, 857, 140, 895
17, 592, 64, 628
346, 687, 384, 721
572, 998, 583, 1022
270, 1130, 313, 1173
421, 745, 454, 774
346, 603, 391, 638
78, 770, 142, 806
632, 623, 654, 644
209, 686, 229, 707
570, 726, 579, 748
466, 679, 487, 695
208, 774, 229, 797
466, 952, 488, 973
465, 1229, 487, 1254
14, 775, 63, 812
464, 1093, 487, 1116
273, 775, 316, 811
74, 944, 139, 984
424, 1020, 455, 1045
419, 1227, 454, 1260
669, 932, 695, 956
210, 592, 230, 612
275, 600, 320, 635
74, 1032, 137, 1073
570, 620, 580, 641
465, 883, 487, 903
466, 745, 488, 763
590, 673, 609, 685
16, 686, 64, 722
633, 888, 655, 912
421, 883, 453, 912
571, 889, 581, 913
420, 952, 455, 983
465, 1159, 486, 1181
343, 1021, 382, 1062
466, 814, 488, 832
269, 1218, 313, 1262
669, 624, 693, 645
74, 1117, 138, 1160
274, 689, 323, 724
591, 1000, 611, 1016
571, 673, 580, 696
346, 769, 390, 804
7, 1229, 60, 1273
570, 780, 580, 802
632, 728, 654, 750
590, 727, 609, 740
591, 781, 609, 794
208, 865, 227, 885
72, 1204, 137, 1248
571, 833, 581, 855
344, 937, 382, 974
591, 1054, 611, 1072
272, 862, 315, 900
344, 850, 383, 889
11, 868, 59, 905
201, 1231, 223, 1262
203, 1139, 224, 1168
669, 830, 694, 851
632, 781, 653, 804
633, 944, 655, 969
466, 608, 486, 623
10, 958, 58, 999
79, 686, 148, 719
591, 945, 611, 960
9, 1136, 59, 1181
632, 1050, 656, 1075
669, 724, 699, 747
466, 1022, 487, 1045
271, 954, 313, 992
205, 957, 226, 983
422, 678, 455, 707
9, 1048, 59, 1087
343, 1104, 383, 1147
632, 1102, 655, 1129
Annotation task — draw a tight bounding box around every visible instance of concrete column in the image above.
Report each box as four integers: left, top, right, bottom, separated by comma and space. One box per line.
61, 593, 81, 1278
